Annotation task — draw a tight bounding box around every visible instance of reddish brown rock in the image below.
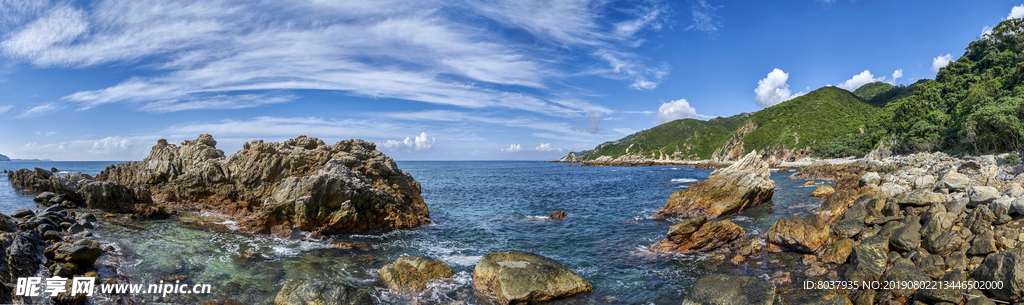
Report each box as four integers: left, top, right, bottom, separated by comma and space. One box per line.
650, 219, 745, 254
652, 151, 775, 219
549, 210, 567, 219
767, 215, 831, 254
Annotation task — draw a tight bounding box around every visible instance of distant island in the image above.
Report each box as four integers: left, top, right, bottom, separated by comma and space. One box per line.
0, 154, 9, 161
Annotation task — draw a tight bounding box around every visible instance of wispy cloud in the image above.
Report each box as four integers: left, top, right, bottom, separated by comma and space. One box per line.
0, 104, 12, 114
685, 0, 721, 34
2, 0, 670, 115
15, 103, 61, 118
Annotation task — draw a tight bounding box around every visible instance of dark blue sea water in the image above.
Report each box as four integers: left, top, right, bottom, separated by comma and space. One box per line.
0, 161, 829, 304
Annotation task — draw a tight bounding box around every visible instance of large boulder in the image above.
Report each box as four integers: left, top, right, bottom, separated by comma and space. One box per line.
881, 258, 930, 298
940, 171, 971, 192
767, 215, 830, 254
845, 244, 887, 283
651, 219, 744, 253
473, 251, 592, 304
972, 248, 1024, 301
859, 172, 881, 187
652, 151, 775, 219
968, 186, 999, 206
0, 231, 45, 304
682, 274, 775, 305
94, 135, 430, 236
44, 240, 104, 267
894, 189, 945, 206
273, 279, 372, 305
379, 256, 453, 292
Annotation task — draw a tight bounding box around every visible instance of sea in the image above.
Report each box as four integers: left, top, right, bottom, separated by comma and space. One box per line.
0, 160, 830, 304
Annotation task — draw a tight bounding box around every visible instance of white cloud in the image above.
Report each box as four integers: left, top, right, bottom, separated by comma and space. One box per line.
656, 99, 700, 123
89, 136, 135, 155
931, 54, 953, 74
685, 0, 721, 34
754, 68, 804, 108
0, 104, 12, 114
501, 144, 523, 153
837, 70, 884, 91
14, 103, 60, 118
2, 0, 667, 114
1010, 4, 1024, 19
533, 143, 568, 152
379, 132, 436, 151
888, 69, 903, 85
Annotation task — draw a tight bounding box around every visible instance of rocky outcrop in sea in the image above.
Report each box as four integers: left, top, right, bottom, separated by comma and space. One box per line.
93, 134, 431, 237
7, 168, 171, 218
652, 151, 775, 219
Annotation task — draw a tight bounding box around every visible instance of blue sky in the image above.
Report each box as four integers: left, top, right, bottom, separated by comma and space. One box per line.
0, 0, 1020, 161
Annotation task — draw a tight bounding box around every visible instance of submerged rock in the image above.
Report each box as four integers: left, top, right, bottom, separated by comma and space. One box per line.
95, 135, 430, 236
682, 274, 775, 305
273, 279, 372, 305
653, 151, 775, 219
473, 251, 592, 305
379, 256, 453, 292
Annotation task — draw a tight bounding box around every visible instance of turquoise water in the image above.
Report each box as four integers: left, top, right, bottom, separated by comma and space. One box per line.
1, 161, 828, 304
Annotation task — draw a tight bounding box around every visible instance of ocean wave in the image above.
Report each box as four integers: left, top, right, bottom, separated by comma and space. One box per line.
524, 215, 550, 220
671, 178, 698, 183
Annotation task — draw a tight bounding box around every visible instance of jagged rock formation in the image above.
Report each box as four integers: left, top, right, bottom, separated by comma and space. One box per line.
649, 217, 745, 253
553, 152, 582, 163
652, 151, 775, 219
96, 134, 430, 236
7, 168, 170, 218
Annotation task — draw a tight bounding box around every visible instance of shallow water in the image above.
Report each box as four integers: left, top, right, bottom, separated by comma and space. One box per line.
1, 161, 829, 304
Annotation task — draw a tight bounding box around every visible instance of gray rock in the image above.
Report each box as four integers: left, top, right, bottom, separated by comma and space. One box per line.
1013, 199, 1024, 215
78, 213, 97, 222
80, 221, 94, 230
919, 271, 967, 303
946, 197, 969, 215
968, 186, 999, 207
926, 230, 966, 256
682, 274, 775, 305
860, 172, 881, 187
47, 194, 67, 205
44, 239, 104, 267
922, 212, 955, 248
379, 256, 454, 292
32, 192, 55, 203
941, 171, 971, 192
882, 200, 901, 217
841, 202, 867, 222
890, 222, 922, 252
965, 205, 996, 234
273, 279, 372, 305
919, 254, 946, 279
67, 223, 84, 234
971, 249, 1024, 301
861, 235, 889, 252
990, 197, 1014, 216
968, 230, 997, 256
834, 219, 864, 239
914, 174, 936, 190
10, 208, 34, 218
965, 295, 997, 305
846, 245, 887, 283
947, 253, 968, 271
1002, 183, 1024, 198
895, 189, 946, 206
0, 214, 17, 233
881, 258, 930, 297
41, 230, 61, 241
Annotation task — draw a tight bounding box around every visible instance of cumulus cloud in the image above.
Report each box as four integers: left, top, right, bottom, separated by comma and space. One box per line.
378, 132, 435, 151
656, 99, 700, 123
535, 143, 566, 152
888, 69, 903, 85
931, 54, 953, 74
501, 144, 523, 153
754, 69, 804, 108
837, 70, 884, 91
89, 136, 135, 155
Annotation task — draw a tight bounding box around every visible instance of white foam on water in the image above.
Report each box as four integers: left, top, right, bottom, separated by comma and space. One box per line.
671, 178, 698, 183
730, 216, 753, 222
271, 245, 298, 256
214, 220, 240, 230
443, 255, 483, 266
525, 215, 550, 220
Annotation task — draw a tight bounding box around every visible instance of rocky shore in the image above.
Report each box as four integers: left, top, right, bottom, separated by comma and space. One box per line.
664, 151, 1024, 304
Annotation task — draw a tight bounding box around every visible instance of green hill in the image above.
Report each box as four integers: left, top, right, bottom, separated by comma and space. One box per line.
0, 154, 9, 161
732, 86, 880, 159
582, 113, 750, 160
853, 82, 894, 100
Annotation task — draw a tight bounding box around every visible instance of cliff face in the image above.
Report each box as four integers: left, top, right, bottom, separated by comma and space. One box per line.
96, 134, 431, 236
